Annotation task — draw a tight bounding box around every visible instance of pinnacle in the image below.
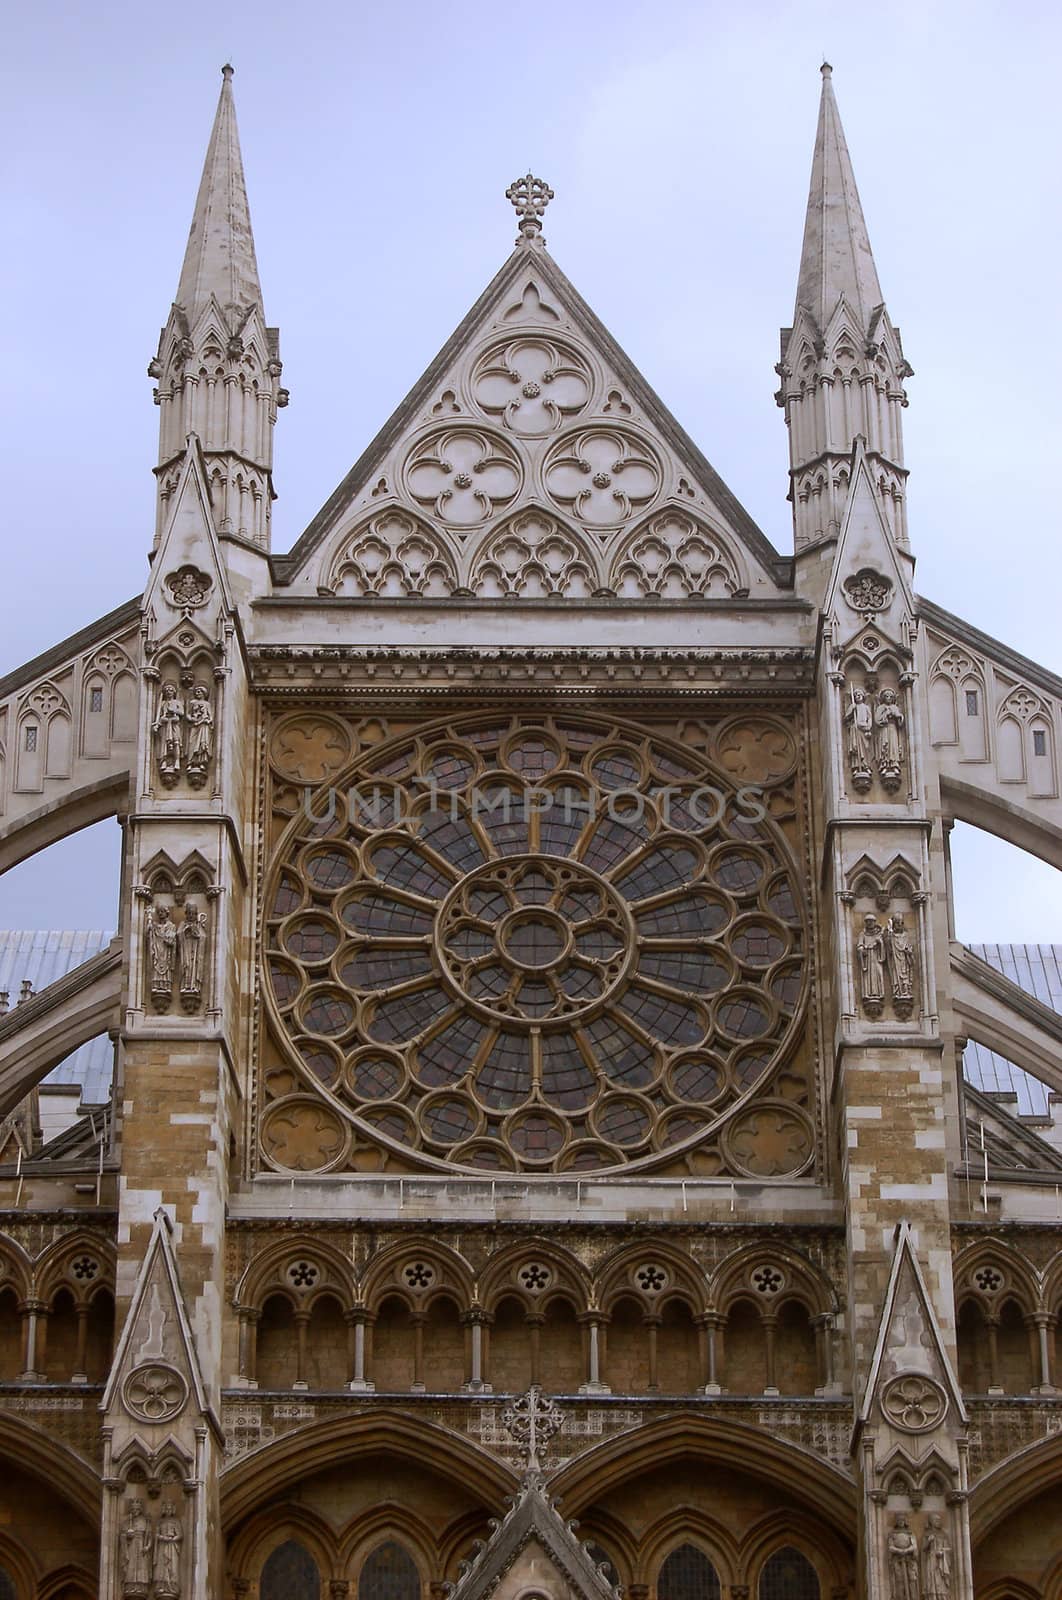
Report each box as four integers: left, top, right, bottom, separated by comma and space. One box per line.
793, 63, 883, 332
175, 66, 263, 317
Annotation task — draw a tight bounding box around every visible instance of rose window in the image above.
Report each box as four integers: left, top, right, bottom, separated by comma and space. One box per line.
264, 714, 806, 1174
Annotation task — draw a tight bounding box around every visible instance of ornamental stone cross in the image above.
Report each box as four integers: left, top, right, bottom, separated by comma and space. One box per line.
506, 174, 554, 243
503, 1383, 563, 1477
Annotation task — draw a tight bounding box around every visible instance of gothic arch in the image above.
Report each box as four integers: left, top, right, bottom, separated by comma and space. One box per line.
338, 1506, 436, 1584
594, 1241, 707, 1316
549, 1413, 856, 1530
479, 1238, 591, 1315
940, 775, 1062, 871
738, 1508, 848, 1593
360, 1239, 476, 1315
220, 1412, 514, 1530
466, 508, 599, 598
0, 1412, 101, 1525
228, 1502, 336, 1589
0, 1237, 32, 1304
709, 1243, 835, 1318
953, 1238, 1040, 1316
567, 1506, 638, 1588
321, 507, 459, 599
35, 1568, 97, 1600
0, 1532, 38, 1600
637, 1510, 739, 1588
969, 1430, 1062, 1543
35, 1231, 117, 1307
234, 1235, 358, 1313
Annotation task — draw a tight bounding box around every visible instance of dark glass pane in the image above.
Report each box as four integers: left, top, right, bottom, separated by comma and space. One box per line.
638, 950, 728, 994
635, 892, 728, 937
657, 1543, 721, 1600
342, 894, 434, 937
416, 1014, 489, 1086
581, 1016, 657, 1087
359, 1542, 421, 1600
758, 1546, 820, 1600
614, 847, 699, 902
261, 1539, 321, 1600
367, 987, 452, 1043
541, 1034, 596, 1109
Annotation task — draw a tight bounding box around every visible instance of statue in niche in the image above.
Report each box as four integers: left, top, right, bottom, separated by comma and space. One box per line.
152, 1498, 184, 1597
844, 686, 874, 792
887, 1513, 920, 1600
886, 913, 916, 1016
875, 686, 907, 792
147, 906, 178, 1008
153, 681, 185, 787
120, 1497, 153, 1597
179, 904, 207, 1008
921, 1513, 952, 1600
856, 913, 887, 1016
184, 683, 214, 787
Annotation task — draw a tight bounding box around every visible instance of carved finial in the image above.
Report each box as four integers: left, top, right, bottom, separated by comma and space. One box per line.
506, 173, 554, 245
222, 62, 235, 80
821, 59, 833, 76
503, 1384, 563, 1486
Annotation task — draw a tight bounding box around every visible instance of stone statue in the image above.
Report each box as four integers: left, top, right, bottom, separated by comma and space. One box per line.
184, 683, 214, 787
844, 685, 874, 791
921, 1512, 952, 1600
887, 1513, 920, 1600
875, 686, 906, 791
179, 904, 207, 1005
147, 905, 178, 1006
856, 913, 887, 1015
886, 913, 916, 1011
153, 681, 184, 787
119, 1496, 153, 1597
152, 1497, 184, 1597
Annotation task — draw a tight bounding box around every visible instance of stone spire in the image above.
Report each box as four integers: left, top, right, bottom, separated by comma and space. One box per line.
778, 65, 911, 553
174, 63, 262, 317
148, 66, 286, 550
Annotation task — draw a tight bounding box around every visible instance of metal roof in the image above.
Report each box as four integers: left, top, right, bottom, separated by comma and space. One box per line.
963, 944, 1061, 1117
0, 930, 115, 1106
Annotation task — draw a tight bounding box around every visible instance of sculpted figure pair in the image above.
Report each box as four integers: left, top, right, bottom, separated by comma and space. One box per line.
120, 1496, 183, 1596
856, 911, 916, 1017
844, 682, 906, 793
146, 902, 207, 1010
153, 680, 214, 788
887, 1512, 952, 1600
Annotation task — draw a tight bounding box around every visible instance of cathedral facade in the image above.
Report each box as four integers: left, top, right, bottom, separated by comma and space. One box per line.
0, 61, 1060, 1600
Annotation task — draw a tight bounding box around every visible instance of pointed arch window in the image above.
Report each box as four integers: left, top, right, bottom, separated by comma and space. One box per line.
260, 1540, 321, 1600
657, 1543, 721, 1600
758, 1546, 820, 1600
358, 1540, 421, 1600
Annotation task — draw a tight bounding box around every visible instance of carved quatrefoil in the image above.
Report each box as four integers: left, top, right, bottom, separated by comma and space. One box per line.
880, 1372, 948, 1434
122, 1362, 189, 1424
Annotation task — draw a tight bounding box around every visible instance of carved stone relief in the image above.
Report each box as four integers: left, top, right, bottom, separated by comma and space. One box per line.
327, 510, 457, 597
721, 1102, 814, 1178
120, 1497, 154, 1597
609, 512, 740, 598
469, 511, 595, 598
164, 565, 213, 611
471, 336, 592, 435
404, 428, 522, 528
920, 1513, 953, 1600
260, 1095, 350, 1173
122, 1361, 189, 1424
270, 713, 354, 783
543, 427, 661, 528
842, 567, 893, 617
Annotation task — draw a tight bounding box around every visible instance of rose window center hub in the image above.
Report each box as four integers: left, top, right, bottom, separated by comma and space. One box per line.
437, 856, 634, 1025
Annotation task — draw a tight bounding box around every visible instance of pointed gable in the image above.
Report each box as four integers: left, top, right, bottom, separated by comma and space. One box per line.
857, 1222, 966, 1436
103, 1208, 215, 1426
276, 242, 789, 597
823, 440, 914, 634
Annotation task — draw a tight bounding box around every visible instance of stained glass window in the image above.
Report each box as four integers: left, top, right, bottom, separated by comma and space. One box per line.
758, 1546, 820, 1600
657, 1543, 721, 1600
358, 1541, 421, 1600
260, 1540, 321, 1600
265, 715, 806, 1173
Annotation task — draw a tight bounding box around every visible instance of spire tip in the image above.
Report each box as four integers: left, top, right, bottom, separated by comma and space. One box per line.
821, 59, 833, 77
221, 62, 234, 80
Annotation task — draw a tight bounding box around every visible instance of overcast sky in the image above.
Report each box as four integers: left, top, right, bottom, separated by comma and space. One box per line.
2, 0, 1060, 938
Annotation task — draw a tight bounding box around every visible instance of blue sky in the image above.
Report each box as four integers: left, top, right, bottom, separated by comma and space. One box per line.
1, 0, 1060, 937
